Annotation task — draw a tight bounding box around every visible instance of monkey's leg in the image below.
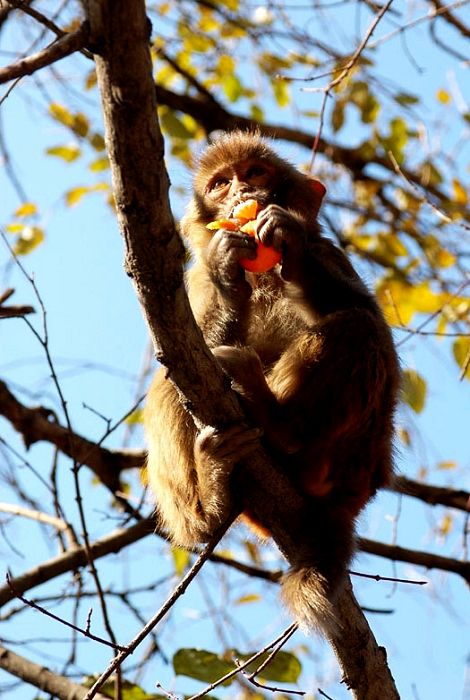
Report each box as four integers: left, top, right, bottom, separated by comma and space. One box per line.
194, 423, 262, 532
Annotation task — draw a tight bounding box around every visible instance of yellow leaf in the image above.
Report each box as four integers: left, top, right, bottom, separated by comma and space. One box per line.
14, 202, 37, 218
13, 226, 45, 255
89, 156, 109, 172
272, 78, 289, 108
401, 369, 427, 413
437, 514, 453, 538
46, 144, 81, 162
235, 594, 261, 605
452, 178, 468, 205
437, 461, 457, 470
5, 222, 24, 233
65, 186, 90, 207
398, 427, 411, 446
49, 102, 74, 127
125, 408, 144, 425
171, 546, 190, 576
436, 89, 451, 104
452, 337, 470, 379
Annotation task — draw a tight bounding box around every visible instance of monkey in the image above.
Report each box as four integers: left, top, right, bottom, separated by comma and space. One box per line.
144, 130, 400, 634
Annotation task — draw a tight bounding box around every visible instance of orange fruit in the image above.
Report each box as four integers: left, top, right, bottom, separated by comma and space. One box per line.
207, 199, 281, 274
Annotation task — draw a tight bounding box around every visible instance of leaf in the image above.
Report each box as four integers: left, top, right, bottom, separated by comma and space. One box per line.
171, 546, 190, 576
13, 226, 45, 255
437, 461, 457, 470
173, 649, 234, 685
452, 178, 468, 206
90, 132, 106, 151
46, 144, 81, 163
65, 186, 91, 207
331, 100, 345, 132
49, 102, 74, 127
222, 73, 243, 102
401, 369, 427, 413
272, 78, 289, 108
436, 89, 451, 104
235, 649, 302, 683
159, 109, 194, 139
452, 337, 470, 379
125, 408, 144, 425
72, 112, 89, 138
437, 514, 453, 538
89, 156, 110, 172
394, 92, 419, 106
14, 202, 37, 218
235, 594, 261, 605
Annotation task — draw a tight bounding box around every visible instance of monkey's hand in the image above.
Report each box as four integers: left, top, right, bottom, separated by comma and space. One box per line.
195, 424, 262, 525
206, 229, 257, 302
256, 204, 307, 282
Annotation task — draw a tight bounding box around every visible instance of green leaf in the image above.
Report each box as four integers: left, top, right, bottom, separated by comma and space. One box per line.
452, 338, 470, 380
171, 546, 190, 576
159, 109, 194, 140
46, 144, 81, 163
236, 649, 301, 683
401, 369, 427, 413
173, 649, 234, 685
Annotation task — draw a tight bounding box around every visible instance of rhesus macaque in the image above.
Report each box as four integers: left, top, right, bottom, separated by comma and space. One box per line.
144, 130, 400, 633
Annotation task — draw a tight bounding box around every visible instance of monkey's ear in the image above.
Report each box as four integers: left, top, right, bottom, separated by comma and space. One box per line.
308, 178, 327, 216
309, 178, 326, 199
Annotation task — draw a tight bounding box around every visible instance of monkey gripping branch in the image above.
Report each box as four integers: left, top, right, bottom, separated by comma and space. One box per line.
85, 0, 400, 698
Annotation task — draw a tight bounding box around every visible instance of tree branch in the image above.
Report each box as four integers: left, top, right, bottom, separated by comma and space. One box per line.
0, 378, 138, 491
0, 644, 109, 700
0, 517, 154, 608
359, 538, 470, 583
86, 1, 399, 698
0, 21, 89, 84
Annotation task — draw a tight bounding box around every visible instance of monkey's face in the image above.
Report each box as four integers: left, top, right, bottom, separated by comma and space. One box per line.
198, 158, 278, 221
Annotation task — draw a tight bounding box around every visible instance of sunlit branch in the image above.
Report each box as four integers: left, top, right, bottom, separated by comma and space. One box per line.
0, 21, 89, 84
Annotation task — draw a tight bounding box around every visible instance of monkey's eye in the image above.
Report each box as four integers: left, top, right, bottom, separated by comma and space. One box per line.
209, 177, 230, 191
246, 165, 268, 179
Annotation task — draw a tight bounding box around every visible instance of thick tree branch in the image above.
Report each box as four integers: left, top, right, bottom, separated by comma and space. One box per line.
0, 379, 138, 491
0, 517, 154, 608
390, 475, 470, 512
2, 379, 468, 519
359, 538, 470, 583
0, 644, 109, 700
86, 1, 399, 698
0, 21, 89, 84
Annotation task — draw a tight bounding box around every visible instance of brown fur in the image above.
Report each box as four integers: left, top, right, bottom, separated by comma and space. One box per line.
144, 131, 400, 634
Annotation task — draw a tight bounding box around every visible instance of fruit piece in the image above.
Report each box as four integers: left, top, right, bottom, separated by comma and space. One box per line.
239, 218, 281, 273
232, 198, 260, 221
206, 218, 240, 231
240, 242, 282, 273
207, 198, 281, 273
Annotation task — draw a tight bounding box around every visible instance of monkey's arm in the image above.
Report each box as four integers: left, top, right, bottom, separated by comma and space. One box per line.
187, 228, 257, 348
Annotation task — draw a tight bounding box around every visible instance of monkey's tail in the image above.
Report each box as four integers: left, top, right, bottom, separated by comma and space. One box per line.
281, 567, 340, 636
280, 505, 355, 636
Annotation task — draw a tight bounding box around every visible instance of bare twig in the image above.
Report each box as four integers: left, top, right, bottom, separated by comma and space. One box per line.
83, 516, 235, 699
0, 22, 89, 84
5, 573, 126, 651
0, 644, 109, 700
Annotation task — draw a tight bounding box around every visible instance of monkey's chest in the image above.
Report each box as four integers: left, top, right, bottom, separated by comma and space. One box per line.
247, 297, 307, 365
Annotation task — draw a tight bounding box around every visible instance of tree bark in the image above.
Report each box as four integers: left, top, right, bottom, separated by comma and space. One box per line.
85, 0, 400, 697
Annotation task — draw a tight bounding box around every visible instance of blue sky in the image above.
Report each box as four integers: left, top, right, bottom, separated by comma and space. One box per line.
1, 3, 470, 698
